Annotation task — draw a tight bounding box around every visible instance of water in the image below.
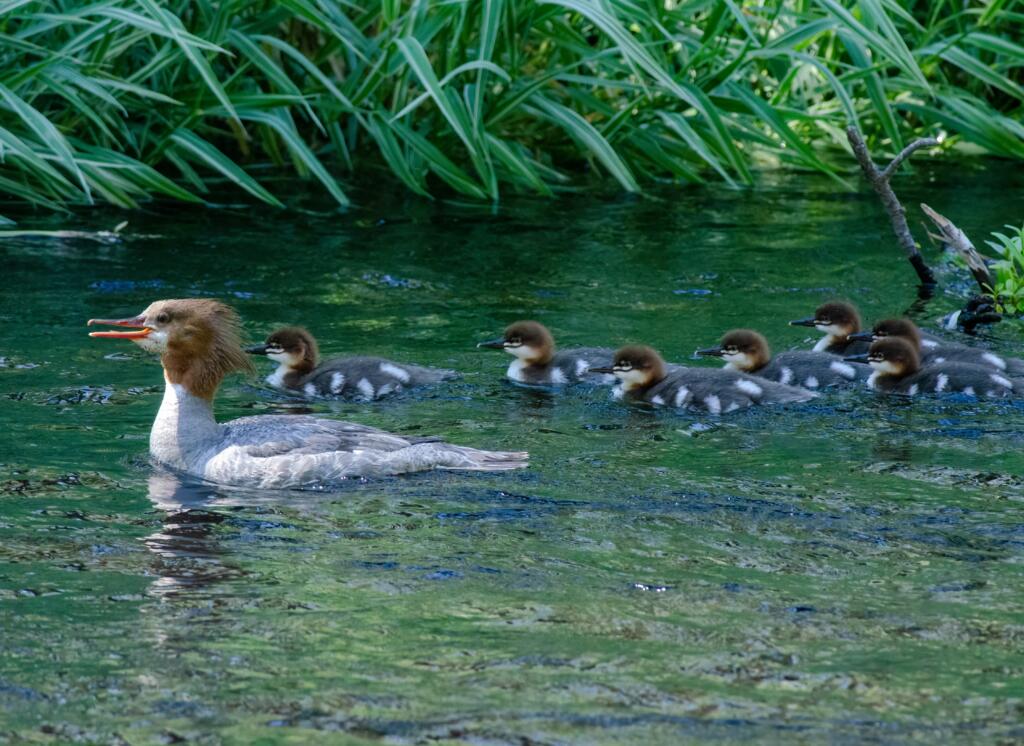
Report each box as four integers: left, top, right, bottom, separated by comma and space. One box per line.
2, 165, 1023, 743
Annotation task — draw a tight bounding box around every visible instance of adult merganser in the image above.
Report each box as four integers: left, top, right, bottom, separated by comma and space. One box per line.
848, 318, 1024, 376
845, 337, 1015, 397
590, 345, 816, 413
246, 327, 457, 400
789, 301, 871, 355
87, 299, 527, 488
477, 321, 614, 385
697, 329, 866, 389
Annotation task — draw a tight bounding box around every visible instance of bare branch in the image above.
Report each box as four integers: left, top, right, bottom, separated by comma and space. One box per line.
846, 126, 936, 287
921, 203, 994, 292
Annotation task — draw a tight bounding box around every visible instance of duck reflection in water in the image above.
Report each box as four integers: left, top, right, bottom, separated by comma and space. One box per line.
144, 470, 244, 601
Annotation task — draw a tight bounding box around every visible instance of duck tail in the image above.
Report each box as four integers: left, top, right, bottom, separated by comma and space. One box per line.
436, 445, 529, 472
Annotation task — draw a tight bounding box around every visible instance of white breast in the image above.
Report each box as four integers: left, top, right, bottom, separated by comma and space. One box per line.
506, 359, 527, 382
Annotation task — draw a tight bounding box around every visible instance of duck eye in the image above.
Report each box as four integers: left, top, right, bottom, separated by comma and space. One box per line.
156, 312, 170, 324
508, 337, 521, 346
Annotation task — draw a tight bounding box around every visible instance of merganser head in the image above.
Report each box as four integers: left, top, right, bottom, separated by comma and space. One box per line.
848, 317, 921, 349
88, 299, 252, 399
845, 337, 919, 378
477, 321, 555, 365
697, 329, 770, 372
245, 327, 319, 376
789, 301, 862, 340
589, 345, 667, 392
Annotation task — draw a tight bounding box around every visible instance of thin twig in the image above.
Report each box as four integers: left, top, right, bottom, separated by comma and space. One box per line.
847, 126, 938, 288
881, 138, 939, 180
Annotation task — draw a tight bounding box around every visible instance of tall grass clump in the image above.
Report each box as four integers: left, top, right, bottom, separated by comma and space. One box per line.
1, 0, 1023, 215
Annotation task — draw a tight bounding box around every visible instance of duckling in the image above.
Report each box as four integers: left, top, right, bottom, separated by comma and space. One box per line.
477, 320, 614, 385
848, 317, 1024, 376
789, 301, 871, 355
697, 329, 866, 389
845, 337, 1014, 397
247, 327, 457, 400
590, 345, 816, 413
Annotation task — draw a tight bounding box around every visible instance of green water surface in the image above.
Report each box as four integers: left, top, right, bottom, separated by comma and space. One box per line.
2, 167, 1023, 744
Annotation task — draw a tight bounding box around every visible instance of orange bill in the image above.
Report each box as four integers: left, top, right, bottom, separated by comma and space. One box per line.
87, 315, 152, 339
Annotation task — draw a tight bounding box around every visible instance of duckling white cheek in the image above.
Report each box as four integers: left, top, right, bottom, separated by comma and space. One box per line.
722, 352, 751, 369
817, 323, 845, 337
870, 360, 900, 375
616, 369, 648, 388
506, 345, 536, 360
267, 351, 301, 366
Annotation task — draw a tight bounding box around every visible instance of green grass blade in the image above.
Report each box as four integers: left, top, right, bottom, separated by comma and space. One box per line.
0, 82, 90, 200
135, 0, 239, 125
169, 129, 284, 207
529, 95, 639, 192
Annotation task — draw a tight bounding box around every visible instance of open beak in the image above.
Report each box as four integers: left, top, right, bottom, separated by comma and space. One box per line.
847, 331, 874, 342
789, 316, 818, 328
589, 366, 615, 374
844, 353, 869, 363
477, 338, 506, 350
87, 314, 152, 339
245, 344, 269, 355
696, 346, 724, 357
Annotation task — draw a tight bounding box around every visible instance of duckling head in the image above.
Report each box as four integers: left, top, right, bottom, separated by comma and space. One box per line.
590, 345, 667, 392
477, 320, 555, 365
246, 326, 319, 375
849, 317, 922, 350
790, 301, 862, 340
697, 329, 770, 372
847, 337, 920, 378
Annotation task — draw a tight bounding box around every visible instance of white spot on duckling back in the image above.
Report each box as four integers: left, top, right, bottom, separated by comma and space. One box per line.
651, 395, 665, 405
866, 372, 880, 390
303, 383, 318, 397
963, 386, 975, 396
550, 368, 568, 385
725, 402, 740, 413
830, 361, 856, 379
934, 373, 949, 393
933, 356, 946, 364
376, 383, 396, 397
921, 339, 939, 349
674, 387, 690, 407
734, 379, 762, 397
380, 362, 411, 383
990, 373, 1012, 388
779, 367, 793, 385
982, 353, 1006, 370
804, 376, 819, 389
575, 359, 589, 378
907, 383, 919, 396
704, 395, 721, 414
357, 378, 375, 399
330, 372, 346, 394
